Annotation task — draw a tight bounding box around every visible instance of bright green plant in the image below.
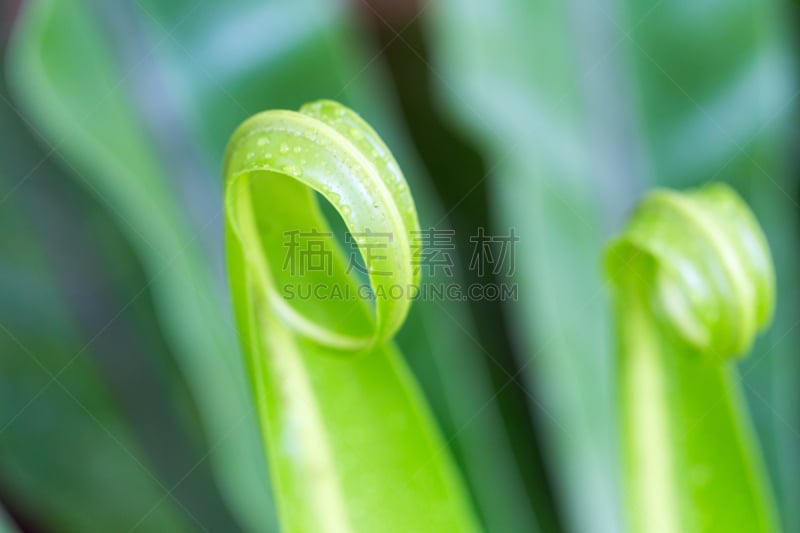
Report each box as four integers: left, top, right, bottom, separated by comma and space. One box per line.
224, 100, 478, 533
6, 1, 532, 530
428, 0, 797, 530
605, 183, 778, 532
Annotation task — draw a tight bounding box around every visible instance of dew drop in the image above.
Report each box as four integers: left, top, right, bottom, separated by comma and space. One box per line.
256, 137, 270, 146
282, 165, 302, 177
280, 143, 290, 153
293, 146, 302, 153
349, 128, 364, 140
341, 205, 352, 216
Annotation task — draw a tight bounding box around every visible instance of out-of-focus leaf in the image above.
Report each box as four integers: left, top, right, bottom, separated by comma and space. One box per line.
0, 46, 225, 530
8, 0, 537, 531
0, 95, 243, 532
607, 184, 778, 532
7, 0, 274, 530
0, 187, 187, 532
427, 0, 797, 531
625, 3, 800, 529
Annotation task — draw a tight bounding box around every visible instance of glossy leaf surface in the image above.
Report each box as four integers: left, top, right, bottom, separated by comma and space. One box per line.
224, 100, 479, 533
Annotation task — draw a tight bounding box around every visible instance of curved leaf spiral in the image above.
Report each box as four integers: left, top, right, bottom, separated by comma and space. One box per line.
605, 183, 778, 533
224, 100, 478, 533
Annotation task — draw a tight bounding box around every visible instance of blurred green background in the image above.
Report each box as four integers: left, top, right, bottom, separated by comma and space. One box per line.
0, 0, 798, 532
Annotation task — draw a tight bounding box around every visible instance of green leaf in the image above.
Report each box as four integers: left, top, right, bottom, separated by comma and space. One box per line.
7, 1, 536, 531
224, 100, 479, 532
606, 183, 778, 532
426, 0, 796, 530
7, 1, 275, 530
0, 47, 207, 531
0, 185, 188, 532
623, 2, 800, 526
7, 1, 538, 530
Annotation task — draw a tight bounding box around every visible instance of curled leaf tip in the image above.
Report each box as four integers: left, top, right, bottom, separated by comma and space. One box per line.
224, 100, 479, 532
605, 182, 775, 358
224, 100, 420, 351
